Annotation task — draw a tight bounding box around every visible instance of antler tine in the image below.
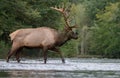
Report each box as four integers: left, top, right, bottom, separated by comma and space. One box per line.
62, 3, 66, 12
51, 5, 71, 28
70, 25, 78, 29
51, 6, 64, 13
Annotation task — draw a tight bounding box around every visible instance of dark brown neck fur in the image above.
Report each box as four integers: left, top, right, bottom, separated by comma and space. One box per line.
55, 30, 70, 46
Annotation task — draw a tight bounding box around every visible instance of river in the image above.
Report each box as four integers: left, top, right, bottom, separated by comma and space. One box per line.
0, 58, 120, 78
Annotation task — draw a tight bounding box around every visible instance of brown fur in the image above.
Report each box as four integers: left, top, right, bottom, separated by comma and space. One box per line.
7, 27, 78, 63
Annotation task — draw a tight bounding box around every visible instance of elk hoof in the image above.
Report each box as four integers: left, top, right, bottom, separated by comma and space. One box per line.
44, 60, 47, 64
62, 60, 65, 63
6, 58, 9, 63
17, 59, 20, 63
44, 62, 47, 64
6, 60, 9, 63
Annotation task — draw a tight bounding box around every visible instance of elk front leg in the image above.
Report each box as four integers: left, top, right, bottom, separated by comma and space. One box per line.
52, 48, 65, 63
43, 47, 48, 64
15, 52, 20, 63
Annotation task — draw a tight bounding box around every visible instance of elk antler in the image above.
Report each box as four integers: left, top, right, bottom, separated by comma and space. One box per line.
51, 6, 71, 29
50, 6, 65, 13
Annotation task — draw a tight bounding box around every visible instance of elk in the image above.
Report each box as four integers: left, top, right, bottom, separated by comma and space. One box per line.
6, 6, 78, 64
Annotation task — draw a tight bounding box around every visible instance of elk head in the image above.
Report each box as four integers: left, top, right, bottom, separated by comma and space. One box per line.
51, 6, 78, 40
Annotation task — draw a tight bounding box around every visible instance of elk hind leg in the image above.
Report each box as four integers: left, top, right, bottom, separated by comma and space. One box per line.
15, 48, 23, 63
6, 43, 20, 62
6, 50, 11, 62
6, 49, 16, 62
51, 48, 65, 63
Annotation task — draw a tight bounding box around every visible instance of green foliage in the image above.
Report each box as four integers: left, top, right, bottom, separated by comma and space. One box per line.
0, 71, 9, 77
60, 40, 78, 57
89, 2, 120, 58
0, 41, 10, 59
96, 2, 120, 23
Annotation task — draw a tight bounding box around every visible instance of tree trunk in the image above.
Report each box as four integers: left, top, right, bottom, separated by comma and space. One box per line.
80, 26, 88, 55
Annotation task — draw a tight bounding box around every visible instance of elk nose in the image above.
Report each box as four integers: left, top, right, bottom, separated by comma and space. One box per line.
75, 32, 78, 35
75, 32, 78, 39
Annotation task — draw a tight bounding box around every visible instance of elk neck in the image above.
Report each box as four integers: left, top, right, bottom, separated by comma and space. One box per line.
55, 30, 70, 46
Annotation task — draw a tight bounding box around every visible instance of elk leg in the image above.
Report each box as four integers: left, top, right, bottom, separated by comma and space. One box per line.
6, 50, 11, 62
51, 48, 65, 63
15, 52, 20, 63
6, 49, 17, 62
43, 47, 48, 64
15, 48, 23, 63
6, 43, 20, 62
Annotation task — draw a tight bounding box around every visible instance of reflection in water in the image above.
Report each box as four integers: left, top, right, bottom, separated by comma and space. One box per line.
0, 70, 120, 78
0, 71, 9, 77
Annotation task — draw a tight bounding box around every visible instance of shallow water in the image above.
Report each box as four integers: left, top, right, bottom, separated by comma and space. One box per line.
0, 58, 120, 78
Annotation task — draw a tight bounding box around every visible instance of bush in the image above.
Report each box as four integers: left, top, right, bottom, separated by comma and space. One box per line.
0, 41, 10, 59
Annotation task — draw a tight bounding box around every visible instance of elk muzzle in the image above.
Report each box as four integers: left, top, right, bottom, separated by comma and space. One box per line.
73, 32, 78, 39
69, 31, 78, 39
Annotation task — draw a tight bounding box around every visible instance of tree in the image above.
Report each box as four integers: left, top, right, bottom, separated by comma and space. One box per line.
89, 2, 120, 58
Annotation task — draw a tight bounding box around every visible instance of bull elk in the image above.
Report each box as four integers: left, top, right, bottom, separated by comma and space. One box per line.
6, 6, 78, 64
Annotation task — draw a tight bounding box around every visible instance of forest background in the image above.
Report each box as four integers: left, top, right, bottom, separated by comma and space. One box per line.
0, 0, 120, 58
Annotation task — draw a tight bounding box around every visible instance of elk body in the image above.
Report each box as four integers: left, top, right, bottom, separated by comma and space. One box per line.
6, 7, 78, 63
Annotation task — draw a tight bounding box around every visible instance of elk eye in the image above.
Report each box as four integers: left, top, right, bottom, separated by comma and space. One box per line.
75, 32, 78, 35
